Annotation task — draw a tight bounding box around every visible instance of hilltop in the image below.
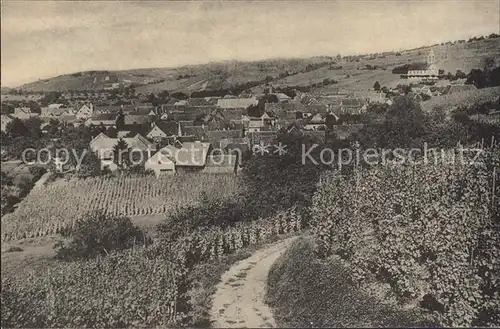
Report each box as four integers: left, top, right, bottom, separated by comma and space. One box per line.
11, 37, 500, 95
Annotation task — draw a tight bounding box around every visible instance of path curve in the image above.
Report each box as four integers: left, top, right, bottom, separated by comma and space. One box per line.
210, 237, 297, 328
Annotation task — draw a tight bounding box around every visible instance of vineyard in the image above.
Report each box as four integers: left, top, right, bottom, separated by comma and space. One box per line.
1, 174, 242, 241
310, 148, 499, 326
1, 208, 302, 327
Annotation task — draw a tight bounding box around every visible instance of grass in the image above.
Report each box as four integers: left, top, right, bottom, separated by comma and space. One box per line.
266, 236, 438, 328
421, 85, 500, 112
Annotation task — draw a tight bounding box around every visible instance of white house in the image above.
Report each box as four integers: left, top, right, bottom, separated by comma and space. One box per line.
76, 103, 94, 120
12, 107, 39, 120
90, 132, 156, 171
1, 114, 14, 132
144, 147, 176, 176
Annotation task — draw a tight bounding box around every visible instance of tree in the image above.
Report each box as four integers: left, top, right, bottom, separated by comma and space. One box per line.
115, 109, 125, 131
24, 117, 42, 138
466, 69, 487, 88
113, 138, 130, 169
373, 81, 381, 91
54, 212, 149, 261
171, 92, 188, 100
5, 118, 28, 138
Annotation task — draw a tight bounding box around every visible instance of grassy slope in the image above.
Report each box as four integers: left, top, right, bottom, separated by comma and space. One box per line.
17, 38, 499, 94
421, 86, 500, 112
266, 236, 437, 328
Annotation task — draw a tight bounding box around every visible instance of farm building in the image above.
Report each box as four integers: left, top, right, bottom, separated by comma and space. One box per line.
90, 132, 156, 171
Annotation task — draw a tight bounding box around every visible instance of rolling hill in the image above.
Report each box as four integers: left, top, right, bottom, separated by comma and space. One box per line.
12, 37, 500, 95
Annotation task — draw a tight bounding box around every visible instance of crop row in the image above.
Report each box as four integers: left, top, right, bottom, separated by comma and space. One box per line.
1, 174, 241, 241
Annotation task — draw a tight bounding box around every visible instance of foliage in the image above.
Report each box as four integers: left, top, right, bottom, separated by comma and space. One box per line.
374, 81, 381, 91
55, 212, 150, 261
354, 96, 428, 149
1, 248, 182, 328
310, 149, 499, 327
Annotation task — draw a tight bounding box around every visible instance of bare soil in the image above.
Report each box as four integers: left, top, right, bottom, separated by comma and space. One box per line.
209, 237, 297, 328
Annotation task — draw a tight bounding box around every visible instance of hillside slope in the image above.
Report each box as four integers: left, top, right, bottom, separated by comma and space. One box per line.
14, 38, 500, 94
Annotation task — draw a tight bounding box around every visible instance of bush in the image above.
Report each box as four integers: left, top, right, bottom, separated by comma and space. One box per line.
1, 248, 182, 328
55, 212, 150, 261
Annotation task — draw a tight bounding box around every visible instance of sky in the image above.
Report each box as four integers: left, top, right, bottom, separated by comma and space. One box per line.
1, 0, 499, 87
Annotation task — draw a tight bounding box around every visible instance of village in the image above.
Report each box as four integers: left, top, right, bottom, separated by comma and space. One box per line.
1, 1, 499, 326
3, 49, 493, 176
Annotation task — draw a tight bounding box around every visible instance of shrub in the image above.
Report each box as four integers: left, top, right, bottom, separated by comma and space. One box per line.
4, 246, 23, 253
55, 212, 150, 261
1, 248, 182, 328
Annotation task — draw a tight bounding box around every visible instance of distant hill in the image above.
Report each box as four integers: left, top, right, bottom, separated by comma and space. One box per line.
15, 37, 500, 94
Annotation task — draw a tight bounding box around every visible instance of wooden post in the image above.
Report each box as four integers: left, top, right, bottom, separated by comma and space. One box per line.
492, 167, 496, 222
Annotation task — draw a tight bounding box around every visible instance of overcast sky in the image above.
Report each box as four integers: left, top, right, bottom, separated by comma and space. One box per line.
1, 0, 499, 87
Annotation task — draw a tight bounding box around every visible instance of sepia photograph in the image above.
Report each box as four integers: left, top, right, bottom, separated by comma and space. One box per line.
1, 0, 499, 327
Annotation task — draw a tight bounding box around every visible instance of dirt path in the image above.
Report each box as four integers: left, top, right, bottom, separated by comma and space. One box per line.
210, 237, 297, 328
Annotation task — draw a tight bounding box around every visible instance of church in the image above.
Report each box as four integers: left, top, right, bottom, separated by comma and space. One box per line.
406, 49, 439, 81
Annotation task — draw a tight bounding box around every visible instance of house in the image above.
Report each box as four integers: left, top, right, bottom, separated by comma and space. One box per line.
41, 104, 74, 117
248, 131, 278, 149
86, 113, 117, 128
124, 114, 151, 126
144, 147, 176, 176
274, 92, 291, 102
304, 113, 326, 130
90, 132, 156, 171
406, 49, 439, 81
366, 92, 387, 104
75, 103, 94, 119
162, 141, 211, 172
217, 97, 258, 109
1, 114, 14, 132
12, 107, 39, 120
206, 130, 244, 148
183, 126, 208, 141
147, 122, 178, 141
203, 154, 238, 173
340, 98, 366, 115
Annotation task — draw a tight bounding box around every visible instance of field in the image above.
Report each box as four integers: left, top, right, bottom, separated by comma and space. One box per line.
421, 85, 500, 112
1, 174, 242, 241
